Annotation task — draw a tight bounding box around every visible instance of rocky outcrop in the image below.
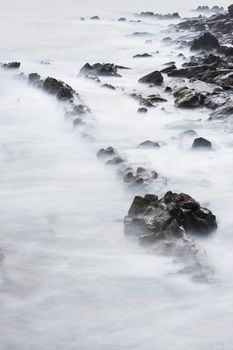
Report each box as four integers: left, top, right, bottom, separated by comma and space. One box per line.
138, 71, 164, 85
43, 77, 75, 101
124, 192, 217, 281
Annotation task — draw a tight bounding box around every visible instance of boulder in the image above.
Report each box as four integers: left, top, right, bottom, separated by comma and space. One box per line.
191, 32, 220, 51
161, 65, 177, 74
174, 87, 205, 108
138, 107, 148, 113
138, 70, 164, 85
138, 140, 160, 148
43, 77, 74, 100
97, 146, 117, 158
192, 137, 212, 150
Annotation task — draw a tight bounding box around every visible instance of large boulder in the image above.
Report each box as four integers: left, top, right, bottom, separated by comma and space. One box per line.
192, 137, 212, 150
191, 32, 220, 51
138, 70, 164, 85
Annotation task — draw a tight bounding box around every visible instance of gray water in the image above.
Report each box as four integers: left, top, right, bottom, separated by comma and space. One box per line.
0, 1, 233, 349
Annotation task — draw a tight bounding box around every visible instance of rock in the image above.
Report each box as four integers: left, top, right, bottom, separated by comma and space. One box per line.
90, 16, 99, 20
192, 137, 212, 150
73, 118, 83, 126
165, 86, 172, 92
174, 87, 205, 108
146, 94, 167, 103
2, 61, 20, 69
66, 104, 91, 116
138, 107, 148, 113
97, 146, 117, 158
43, 77, 74, 100
191, 32, 220, 51
106, 157, 124, 165
101, 83, 115, 90
118, 17, 126, 21
209, 105, 233, 119
160, 65, 177, 73
28, 73, 40, 81
124, 192, 217, 280
138, 140, 160, 148
138, 70, 164, 85
228, 4, 233, 17
79, 63, 121, 77
133, 53, 152, 58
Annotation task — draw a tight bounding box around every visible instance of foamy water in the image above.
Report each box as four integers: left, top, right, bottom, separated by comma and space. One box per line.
0, 1, 233, 349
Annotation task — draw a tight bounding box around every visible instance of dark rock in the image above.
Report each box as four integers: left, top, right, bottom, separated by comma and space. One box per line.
73, 118, 83, 126
43, 77, 74, 100
106, 157, 124, 165
174, 87, 205, 108
138, 140, 160, 148
138, 70, 163, 85
191, 32, 220, 51
79, 62, 121, 77
133, 53, 152, 58
138, 107, 148, 113
101, 83, 115, 90
90, 16, 99, 20
28, 73, 40, 81
192, 137, 212, 150
165, 86, 172, 92
228, 4, 233, 17
97, 146, 117, 158
118, 17, 126, 21
2, 61, 20, 69
147, 94, 167, 103
161, 65, 177, 74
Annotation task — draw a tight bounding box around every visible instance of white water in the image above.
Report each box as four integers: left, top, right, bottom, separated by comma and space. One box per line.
0, 1, 233, 349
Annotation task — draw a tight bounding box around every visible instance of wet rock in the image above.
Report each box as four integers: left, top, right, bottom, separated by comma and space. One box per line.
133, 53, 152, 58
90, 16, 99, 20
138, 107, 148, 113
165, 86, 172, 92
192, 137, 212, 150
138, 140, 160, 148
191, 32, 220, 51
228, 4, 233, 17
66, 104, 91, 116
209, 105, 233, 119
79, 62, 121, 77
160, 65, 177, 74
124, 192, 217, 280
43, 77, 75, 100
118, 17, 126, 21
138, 70, 163, 85
101, 83, 115, 90
2, 61, 20, 69
138, 12, 180, 20
28, 73, 40, 81
97, 146, 117, 158
174, 87, 205, 108
146, 94, 167, 103
204, 95, 228, 109
106, 157, 124, 165
73, 118, 83, 126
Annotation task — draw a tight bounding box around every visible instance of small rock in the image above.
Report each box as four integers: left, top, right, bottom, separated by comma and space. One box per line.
192, 137, 212, 150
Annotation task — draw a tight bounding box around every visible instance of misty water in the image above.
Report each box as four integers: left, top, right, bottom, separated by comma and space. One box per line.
0, 0, 233, 349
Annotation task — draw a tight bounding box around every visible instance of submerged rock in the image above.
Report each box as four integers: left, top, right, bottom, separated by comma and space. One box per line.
138, 140, 160, 148
138, 70, 164, 85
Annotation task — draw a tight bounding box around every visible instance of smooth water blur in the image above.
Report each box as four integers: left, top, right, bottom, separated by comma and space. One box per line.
0, 1, 233, 349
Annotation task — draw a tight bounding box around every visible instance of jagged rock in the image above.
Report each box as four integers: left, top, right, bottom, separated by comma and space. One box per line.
209, 105, 233, 119
90, 16, 99, 20
106, 157, 124, 165
79, 63, 122, 77
138, 70, 164, 85
192, 137, 212, 150
101, 83, 115, 90
43, 77, 74, 100
2, 62, 20, 69
138, 140, 160, 148
191, 32, 220, 51
124, 192, 217, 280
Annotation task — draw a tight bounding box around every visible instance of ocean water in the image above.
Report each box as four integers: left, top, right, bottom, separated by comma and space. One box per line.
0, 1, 233, 349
